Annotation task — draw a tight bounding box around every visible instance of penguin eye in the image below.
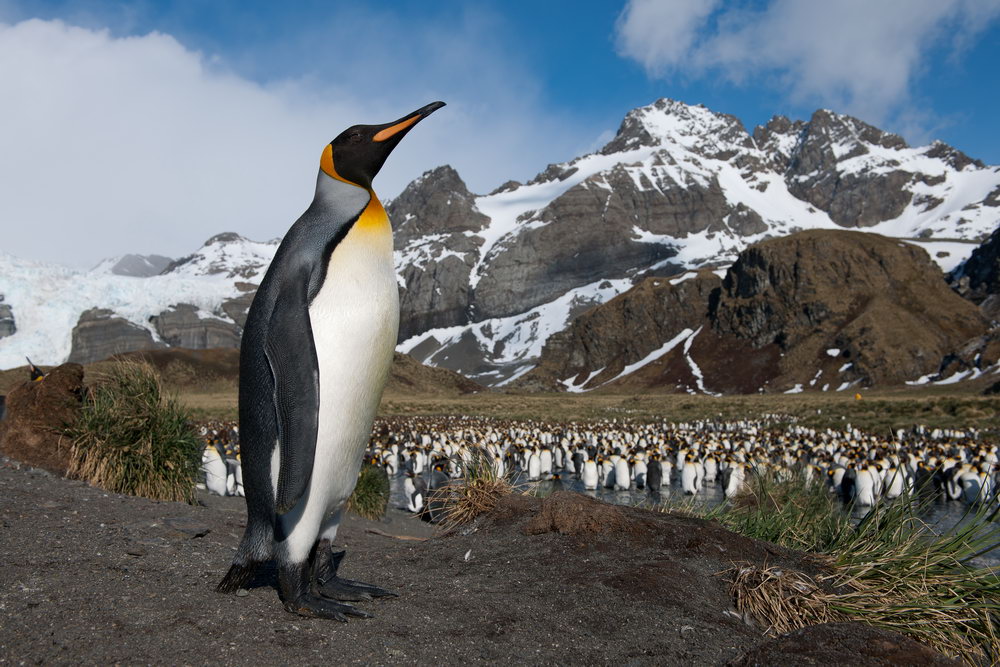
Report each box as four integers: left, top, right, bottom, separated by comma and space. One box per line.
348, 131, 363, 144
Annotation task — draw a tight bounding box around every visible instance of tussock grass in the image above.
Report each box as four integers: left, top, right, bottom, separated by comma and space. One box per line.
717, 472, 1000, 663
708, 470, 849, 553
65, 359, 202, 503
347, 464, 390, 520
434, 447, 514, 530
727, 564, 845, 635
821, 498, 1000, 662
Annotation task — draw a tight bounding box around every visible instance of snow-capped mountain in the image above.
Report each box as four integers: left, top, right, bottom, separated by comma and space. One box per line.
0, 234, 277, 368
2, 98, 998, 388
392, 99, 998, 384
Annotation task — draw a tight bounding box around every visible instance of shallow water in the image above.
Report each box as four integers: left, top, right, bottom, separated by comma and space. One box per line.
389, 469, 1000, 567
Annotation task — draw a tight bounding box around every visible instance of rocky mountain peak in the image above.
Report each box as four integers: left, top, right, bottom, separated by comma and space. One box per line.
601, 98, 752, 159
204, 232, 247, 246
160, 232, 276, 279
388, 165, 488, 246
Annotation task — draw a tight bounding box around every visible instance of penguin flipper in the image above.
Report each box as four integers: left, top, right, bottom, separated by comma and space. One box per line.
265, 284, 321, 515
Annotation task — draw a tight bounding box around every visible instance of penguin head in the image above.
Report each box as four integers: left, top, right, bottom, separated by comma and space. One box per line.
321, 101, 446, 190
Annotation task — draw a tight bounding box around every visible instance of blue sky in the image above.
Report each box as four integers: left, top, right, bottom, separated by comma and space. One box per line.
1, 0, 998, 266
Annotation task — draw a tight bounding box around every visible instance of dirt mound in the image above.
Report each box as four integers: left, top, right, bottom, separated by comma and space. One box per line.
0, 364, 83, 474
0, 463, 959, 665
523, 490, 640, 536
727, 622, 961, 666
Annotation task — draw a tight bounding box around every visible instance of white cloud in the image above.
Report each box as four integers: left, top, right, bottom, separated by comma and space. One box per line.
0, 15, 584, 267
616, 0, 1000, 127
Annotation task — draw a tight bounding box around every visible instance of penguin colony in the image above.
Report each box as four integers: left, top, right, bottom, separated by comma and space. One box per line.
199, 415, 1000, 512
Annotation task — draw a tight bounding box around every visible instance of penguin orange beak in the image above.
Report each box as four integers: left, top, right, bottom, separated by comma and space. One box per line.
372, 101, 446, 144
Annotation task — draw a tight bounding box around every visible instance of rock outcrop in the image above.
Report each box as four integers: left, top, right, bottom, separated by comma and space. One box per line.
68, 309, 164, 365
951, 226, 1000, 319
712, 230, 988, 388
150, 304, 241, 350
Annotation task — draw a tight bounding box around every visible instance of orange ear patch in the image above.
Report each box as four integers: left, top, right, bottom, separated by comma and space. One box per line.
373, 115, 420, 142
320, 143, 362, 187
320, 144, 340, 180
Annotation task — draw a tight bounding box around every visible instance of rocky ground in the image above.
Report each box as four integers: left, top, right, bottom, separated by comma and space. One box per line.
0, 457, 962, 666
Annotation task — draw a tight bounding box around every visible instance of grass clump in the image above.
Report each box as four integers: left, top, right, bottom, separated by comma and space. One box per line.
820, 498, 1000, 662
435, 446, 514, 530
717, 471, 1000, 663
347, 464, 390, 520
65, 359, 202, 503
707, 469, 849, 552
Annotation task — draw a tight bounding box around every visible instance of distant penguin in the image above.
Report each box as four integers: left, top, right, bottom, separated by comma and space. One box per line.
853, 467, 876, 507
234, 454, 245, 497
527, 452, 542, 482
539, 448, 553, 476
601, 459, 616, 489
428, 463, 450, 492
26, 357, 46, 382
646, 459, 662, 492
681, 456, 699, 495
660, 460, 672, 486
403, 471, 426, 513
724, 463, 746, 499
217, 102, 445, 621
614, 458, 631, 491
582, 460, 599, 490
632, 459, 647, 490
202, 444, 229, 496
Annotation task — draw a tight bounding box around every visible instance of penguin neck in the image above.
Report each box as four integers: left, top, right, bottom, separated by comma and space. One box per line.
312, 172, 391, 236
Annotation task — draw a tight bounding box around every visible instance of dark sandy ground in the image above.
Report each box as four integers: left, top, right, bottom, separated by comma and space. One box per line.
0, 457, 959, 666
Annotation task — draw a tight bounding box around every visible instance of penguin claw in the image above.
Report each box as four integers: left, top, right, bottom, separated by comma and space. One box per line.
284, 594, 373, 622
317, 576, 398, 601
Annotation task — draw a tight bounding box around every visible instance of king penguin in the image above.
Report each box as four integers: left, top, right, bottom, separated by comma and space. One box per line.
217, 101, 445, 621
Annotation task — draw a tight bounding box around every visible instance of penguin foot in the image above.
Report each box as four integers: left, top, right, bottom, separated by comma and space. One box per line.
283, 594, 373, 622
279, 559, 374, 622
317, 576, 397, 602
313, 544, 398, 601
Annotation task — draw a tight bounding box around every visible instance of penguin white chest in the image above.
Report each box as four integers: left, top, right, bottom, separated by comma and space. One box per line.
306, 213, 398, 514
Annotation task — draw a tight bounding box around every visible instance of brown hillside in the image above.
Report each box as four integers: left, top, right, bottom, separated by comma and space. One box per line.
712, 230, 988, 388
523, 230, 989, 394
520, 271, 721, 391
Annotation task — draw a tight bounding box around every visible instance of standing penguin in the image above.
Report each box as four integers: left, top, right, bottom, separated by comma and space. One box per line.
217, 102, 445, 621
